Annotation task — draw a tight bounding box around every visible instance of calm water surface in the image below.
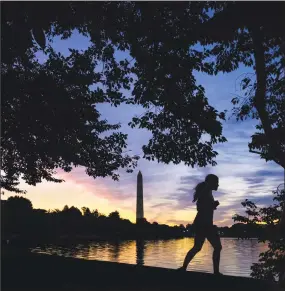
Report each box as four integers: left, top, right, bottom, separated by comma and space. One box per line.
31, 238, 267, 277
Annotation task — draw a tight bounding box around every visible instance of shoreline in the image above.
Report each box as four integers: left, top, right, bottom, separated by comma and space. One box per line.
2, 248, 281, 291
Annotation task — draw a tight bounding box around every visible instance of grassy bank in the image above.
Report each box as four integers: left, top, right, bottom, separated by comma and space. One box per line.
2, 247, 281, 291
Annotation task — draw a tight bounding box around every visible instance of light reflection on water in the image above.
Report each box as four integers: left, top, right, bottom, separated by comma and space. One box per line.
31, 238, 267, 277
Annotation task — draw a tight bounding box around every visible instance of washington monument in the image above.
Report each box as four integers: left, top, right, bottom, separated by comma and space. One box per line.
136, 171, 144, 224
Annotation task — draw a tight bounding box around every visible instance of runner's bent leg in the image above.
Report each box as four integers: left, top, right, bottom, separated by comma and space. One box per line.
182, 231, 205, 270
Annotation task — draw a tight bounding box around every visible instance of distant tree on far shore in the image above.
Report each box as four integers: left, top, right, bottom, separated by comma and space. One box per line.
109, 211, 120, 220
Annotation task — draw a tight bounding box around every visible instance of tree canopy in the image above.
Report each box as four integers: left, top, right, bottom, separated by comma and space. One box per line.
1, 2, 226, 193
1, 1, 284, 193
203, 2, 285, 168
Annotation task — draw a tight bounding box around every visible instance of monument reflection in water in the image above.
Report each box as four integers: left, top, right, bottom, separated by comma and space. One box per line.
136, 240, 146, 266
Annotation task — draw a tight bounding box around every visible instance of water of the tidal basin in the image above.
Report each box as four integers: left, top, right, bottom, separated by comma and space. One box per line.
31, 238, 267, 278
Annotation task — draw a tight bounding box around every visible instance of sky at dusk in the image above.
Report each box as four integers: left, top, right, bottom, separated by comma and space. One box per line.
4, 30, 284, 227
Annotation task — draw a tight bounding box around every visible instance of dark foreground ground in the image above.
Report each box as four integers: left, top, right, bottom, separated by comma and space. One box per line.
2, 248, 282, 291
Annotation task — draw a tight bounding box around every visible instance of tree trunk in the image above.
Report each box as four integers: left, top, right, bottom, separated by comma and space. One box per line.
251, 27, 285, 169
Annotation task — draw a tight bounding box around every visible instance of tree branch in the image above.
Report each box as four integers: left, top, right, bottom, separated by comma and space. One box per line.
249, 149, 263, 155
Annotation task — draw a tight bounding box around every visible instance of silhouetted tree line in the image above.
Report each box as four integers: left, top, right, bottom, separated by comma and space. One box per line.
1, 196, 188, 243
2, 196, 269, 245
218, 224, 265, 239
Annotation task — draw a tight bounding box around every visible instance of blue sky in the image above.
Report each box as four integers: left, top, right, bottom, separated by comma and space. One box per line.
5, 30, 284, 227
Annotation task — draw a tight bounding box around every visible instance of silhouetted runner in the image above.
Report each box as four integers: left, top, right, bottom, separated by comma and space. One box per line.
178, 174, 223, 275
